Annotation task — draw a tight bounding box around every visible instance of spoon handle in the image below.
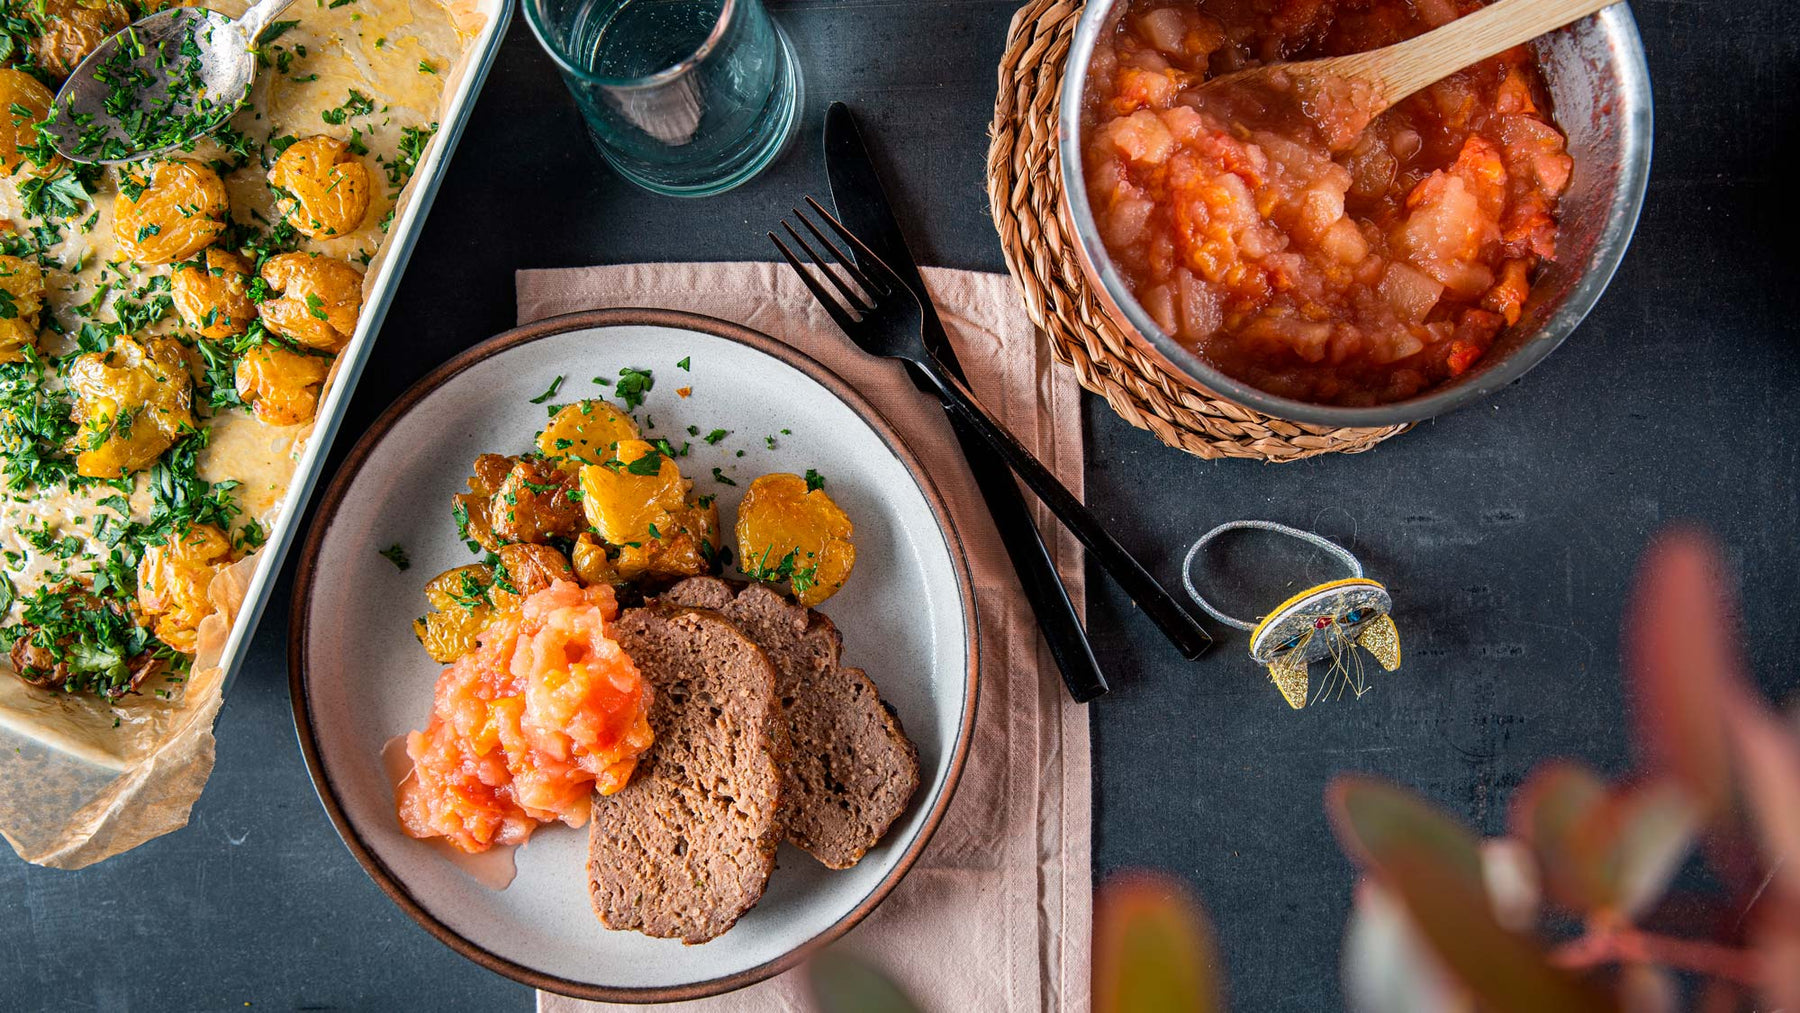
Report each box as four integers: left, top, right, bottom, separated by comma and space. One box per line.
238, 0, 305, 41
1333, 0, 1621, 110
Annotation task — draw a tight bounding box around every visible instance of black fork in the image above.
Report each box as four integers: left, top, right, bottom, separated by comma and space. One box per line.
771, 198, 1213, 661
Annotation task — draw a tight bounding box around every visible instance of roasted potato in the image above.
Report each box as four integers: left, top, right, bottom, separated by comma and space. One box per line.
113, 159, 229, 265
452, 453, 512, 553
136, 523, 232, 654
495, 543, 576, 596
578, 439, 719, 582
412, 563, 524, 664
491, 456, 584, 546
735, 472, 855, 607
67, 336, 194, 478
537, 399, 639, 468
0, 68, 58, 177
172, 249, 258, 339
570, 532, 623, 588
16, 0, 130, 81
258, 252, 363, 351
0, 254, 44, 363
268, 135, 371, 238
235, 344, 330, 427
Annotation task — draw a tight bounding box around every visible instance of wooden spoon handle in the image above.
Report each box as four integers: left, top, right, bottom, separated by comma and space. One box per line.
1327, 0, 1621, 110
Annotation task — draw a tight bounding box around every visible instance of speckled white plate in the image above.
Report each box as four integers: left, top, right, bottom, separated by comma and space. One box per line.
290, 309, 977, 1003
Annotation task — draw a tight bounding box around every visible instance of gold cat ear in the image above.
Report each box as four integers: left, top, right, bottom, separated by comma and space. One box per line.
1357, 613, 1402, 671
1268, 648, 1311, 709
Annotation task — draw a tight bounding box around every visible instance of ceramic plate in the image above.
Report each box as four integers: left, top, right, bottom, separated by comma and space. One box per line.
290, 310, 977, 1002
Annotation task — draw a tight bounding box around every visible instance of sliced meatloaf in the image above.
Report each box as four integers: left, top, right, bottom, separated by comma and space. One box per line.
590, 606, 787, 944
662, 577, 921, 870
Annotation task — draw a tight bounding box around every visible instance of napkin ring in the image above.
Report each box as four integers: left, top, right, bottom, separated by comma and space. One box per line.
1182, 521, 1401, 710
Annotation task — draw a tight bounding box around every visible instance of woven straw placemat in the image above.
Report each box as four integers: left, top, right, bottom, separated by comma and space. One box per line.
985, 0, 1411, 462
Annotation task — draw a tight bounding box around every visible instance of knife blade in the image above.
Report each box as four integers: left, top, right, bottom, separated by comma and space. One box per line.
824, 101, 1111, 702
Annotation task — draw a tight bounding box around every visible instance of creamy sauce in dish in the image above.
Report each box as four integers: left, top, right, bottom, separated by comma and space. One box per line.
1, 0, 475, 712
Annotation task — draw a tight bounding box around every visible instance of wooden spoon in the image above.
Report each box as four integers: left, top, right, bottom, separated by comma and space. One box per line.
1206, 0, 1622, 145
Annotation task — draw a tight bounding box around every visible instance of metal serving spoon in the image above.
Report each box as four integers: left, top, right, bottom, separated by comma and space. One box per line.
44, 0, 300, 165
1205, 0, 1622, 149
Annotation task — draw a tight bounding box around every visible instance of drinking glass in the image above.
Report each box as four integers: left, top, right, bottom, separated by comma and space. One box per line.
525, 0, 802, 197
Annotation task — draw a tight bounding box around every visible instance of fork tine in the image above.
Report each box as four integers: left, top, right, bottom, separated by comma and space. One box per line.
804, 195, 903, 296
781, 220, 870, 313
770, 232, 862, 337
792, 210, 875, 295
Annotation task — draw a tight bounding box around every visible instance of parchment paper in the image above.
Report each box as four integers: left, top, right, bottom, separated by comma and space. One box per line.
0, 0, 490, 870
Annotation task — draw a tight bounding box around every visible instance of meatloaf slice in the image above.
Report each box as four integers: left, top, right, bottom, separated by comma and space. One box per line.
590, 606, 786, 944
662, 577, 920, 870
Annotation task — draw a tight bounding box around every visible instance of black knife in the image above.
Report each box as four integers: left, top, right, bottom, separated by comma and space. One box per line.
824, 101, 1111, 702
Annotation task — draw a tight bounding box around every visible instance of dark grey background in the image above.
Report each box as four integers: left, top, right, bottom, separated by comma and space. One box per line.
4, 1, 1796, 1009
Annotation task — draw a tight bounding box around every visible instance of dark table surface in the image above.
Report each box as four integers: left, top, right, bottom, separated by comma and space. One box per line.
5, 1, 1796, 1010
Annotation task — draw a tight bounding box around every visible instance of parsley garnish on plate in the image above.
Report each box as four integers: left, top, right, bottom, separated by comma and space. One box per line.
528, 375, 565, 404
676, 356, 690, 371
711, 467, 736, 487
805, 469, 826, 492
379, 544, 411, 571
614, 366, 654, 410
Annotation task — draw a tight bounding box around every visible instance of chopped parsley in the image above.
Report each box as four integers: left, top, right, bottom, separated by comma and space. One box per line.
804, 469, 826, 492
379, 544, 411, 571
528, 375, 565, 405
614, 366, 654, 410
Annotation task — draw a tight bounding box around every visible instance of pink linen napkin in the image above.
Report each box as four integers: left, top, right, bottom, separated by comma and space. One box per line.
518, 262, 1091, 1011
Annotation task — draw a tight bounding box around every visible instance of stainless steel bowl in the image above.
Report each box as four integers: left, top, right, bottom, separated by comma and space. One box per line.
1057, 1, 1654, 428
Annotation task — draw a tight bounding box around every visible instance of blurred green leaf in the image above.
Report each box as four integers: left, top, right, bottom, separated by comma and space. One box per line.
807, 953, 921, 1013
1329, 775, 1614, 1013
1512, 762, 1610, 913
1343, 881, 1474, 1013
1625, 530, 1744, 818
1095, 871, 1224, 1013
1480, 839, 1543, 933
1605, 781, 1700, 918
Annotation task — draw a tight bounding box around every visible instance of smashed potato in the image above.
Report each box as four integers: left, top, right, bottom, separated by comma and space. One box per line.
18, 0, 130, 81
269, 135, 372, 238
0, 254, 44, 363
496, 543, 577, 595
492, 457, 584, 545
0, 68, 57, 177
570, 532, 623, 588
136, 523, 232, 654
67, 336, 194, 478
736, 472, 856, 607
172, 249, 258, 339
113, 159, 229, 265
538, 399, 639, 467
258, 252, 364, 351
578, 440, 719, 582
235, 345, 330, 427
452, 453, 512, 553
413, 564, 522, 664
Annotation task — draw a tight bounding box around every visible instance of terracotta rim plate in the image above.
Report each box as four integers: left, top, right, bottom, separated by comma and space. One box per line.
289, 309, 978, 1003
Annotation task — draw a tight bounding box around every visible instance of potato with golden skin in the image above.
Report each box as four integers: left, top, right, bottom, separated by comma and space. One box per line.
113, 159, 229, 265
537, 399, 639, 468
491, 457, 584, 546
268, 136, 372, 238
136, 523, 233, 654
452, 453, 512, 553
570, 532, 622, 588
578, 440, 719, 582
172, 249, 258, 339
411, 563, 524, 664
235, 345, 330, 427
495, 543, 576, 596
0, 255, 44, 363
0, 68, 58, 177
258, 252, 363, 351
18, 0, 130, 81
735, 472, 856, 607
67, 336, 194, 478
